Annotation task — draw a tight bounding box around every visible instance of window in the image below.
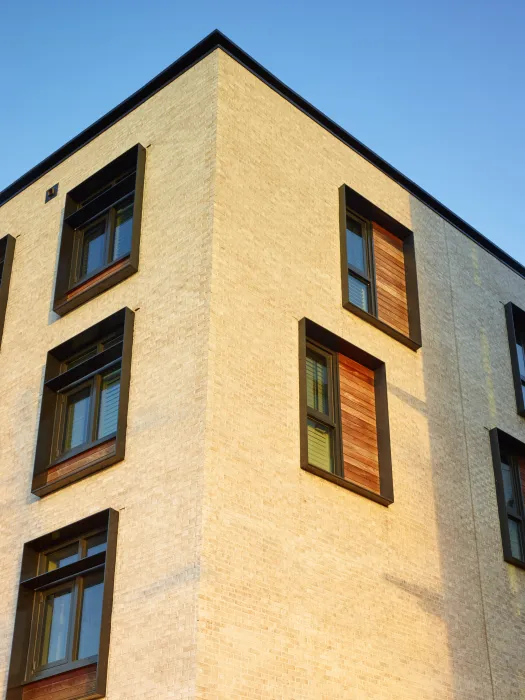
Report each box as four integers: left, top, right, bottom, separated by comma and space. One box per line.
299, 318, 394, 506
339, 184, 422, 350
490, 428, 525, 568
0, 234, 16, 348
6, 510, 118, 700
32, 308, 134, 497
505, 302, 525, 416
53, 144, 146, 316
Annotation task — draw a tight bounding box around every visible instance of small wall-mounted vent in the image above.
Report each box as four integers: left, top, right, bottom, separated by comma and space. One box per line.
45, 183, 58, 202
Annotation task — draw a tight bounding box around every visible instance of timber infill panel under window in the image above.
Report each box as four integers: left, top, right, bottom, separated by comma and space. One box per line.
53, 144, 145, 316
489, 428, 525, 569
339, 184, 422, 350
299, 318, 393, 506
6, 510, 118, 700
32, 308, 134, 497
505, 302, 525, 417
0, 234, 16, 348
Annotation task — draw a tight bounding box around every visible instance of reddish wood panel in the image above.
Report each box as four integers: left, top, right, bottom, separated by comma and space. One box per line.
373, 223, 410, 337
46, 438, 116, 485
65, 257, 130, 302
22, 664, 97, 700
338, 354, 380, 493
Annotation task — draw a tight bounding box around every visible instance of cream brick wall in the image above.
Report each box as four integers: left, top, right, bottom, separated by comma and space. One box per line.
0, 53, 218, 700
2, 44, 525, 700
197, 50, 525, 699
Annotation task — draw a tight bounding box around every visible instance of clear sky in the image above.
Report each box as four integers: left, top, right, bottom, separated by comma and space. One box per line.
1, 0, 524, 264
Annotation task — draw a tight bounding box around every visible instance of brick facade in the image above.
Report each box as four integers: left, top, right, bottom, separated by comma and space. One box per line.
1, 41, 525, 699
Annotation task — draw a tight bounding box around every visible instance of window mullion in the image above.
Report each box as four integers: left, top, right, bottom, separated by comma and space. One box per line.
66, 579, 82, 664
106, 208, 116, 265
90, 375, 102, 444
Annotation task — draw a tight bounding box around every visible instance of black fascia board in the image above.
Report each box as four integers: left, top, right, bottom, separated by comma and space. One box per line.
0, 29, 524, 280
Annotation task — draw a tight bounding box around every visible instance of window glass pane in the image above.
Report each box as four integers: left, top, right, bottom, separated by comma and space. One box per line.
346, 218, 366, 273
102, 334, 123, 351
501, 458, 517, 510
509, 519, 523, 560
112, 202, 134, 260
80, 221, 107, 278
86, 532, 107, 557
77, 572, 104, 660
307, 418, 333, 472
39, 589, 72, 666
45, 543, 79, 572
348, 274, 369, 312
66, 346, 98, 371
518, 342, 525, 378
63, 387, 91, 452
306, 348, 329, 415
97, 369, 121, 440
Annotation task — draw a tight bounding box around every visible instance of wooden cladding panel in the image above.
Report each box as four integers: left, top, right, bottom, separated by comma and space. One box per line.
372, 223, 410, 337
22, 664, 97, 700
45, 438, 116, 485
338, 354, 380, 493
64, 256, 130, 302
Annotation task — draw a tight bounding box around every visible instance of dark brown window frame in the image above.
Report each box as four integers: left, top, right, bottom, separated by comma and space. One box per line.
6, 509, 118, 700
32, 308, 134, 497
505, 302, 525, 417
299, 318, 394, 506
489, 428, 525, 569
53, 144, 146, 316
0, 234, 16, 348
339, 184, 422, 351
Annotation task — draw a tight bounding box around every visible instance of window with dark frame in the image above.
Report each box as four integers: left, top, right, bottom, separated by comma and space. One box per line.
32, 308, 134, 497
339, 184, 422, 350
490, 428, 525, 568
53, 144, 145, 316
300, 318, 394, 506
0, 234, 16, 349
505, 302, 525, 416
6, 510, 118, 700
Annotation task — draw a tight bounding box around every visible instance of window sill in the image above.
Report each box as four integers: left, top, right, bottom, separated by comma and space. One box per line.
504, 555, 525, 571
54, 256, 136, 316
32, 437, 119, 497
301, 463, 393, 506
343, 301, 421, 351
24, 658, 98, 686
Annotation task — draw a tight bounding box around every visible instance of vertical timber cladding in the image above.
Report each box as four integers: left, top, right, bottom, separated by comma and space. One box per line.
338, 353, 380, 493
372, 223, 410, 337
21, 665, 97, 700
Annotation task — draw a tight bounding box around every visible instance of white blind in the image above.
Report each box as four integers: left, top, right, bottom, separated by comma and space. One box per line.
97, 369, 121, 439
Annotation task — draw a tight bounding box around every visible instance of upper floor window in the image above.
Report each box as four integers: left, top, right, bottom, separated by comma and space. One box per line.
505, 302, 525, 416
339, 184, 422, 350
300, 318, 394, 506
6, 510, 118, 700
0, 234, 16, 348
33, 308, 134, 497
53, 144, 146, 316
490, 428, 525, 568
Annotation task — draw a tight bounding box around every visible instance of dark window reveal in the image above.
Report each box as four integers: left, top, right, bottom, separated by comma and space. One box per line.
339, 184, 421, 350
0, 234, 16, 348
490, 428, 525, 569
505, 302, 525, 416
32, 308, 134, 497
5, 510, 118, 700
299, 318, 393, 506
54, 145, 145, 316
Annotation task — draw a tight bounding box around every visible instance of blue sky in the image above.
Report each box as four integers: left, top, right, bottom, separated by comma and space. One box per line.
1, 0, 524, 263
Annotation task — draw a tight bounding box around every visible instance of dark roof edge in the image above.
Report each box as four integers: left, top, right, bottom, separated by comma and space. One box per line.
1, 29, 523, 279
